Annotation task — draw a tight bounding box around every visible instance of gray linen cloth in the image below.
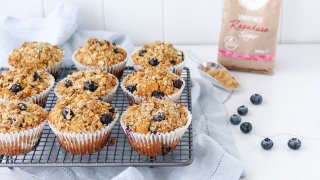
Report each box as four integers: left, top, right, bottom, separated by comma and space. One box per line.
0, 3, 244, 180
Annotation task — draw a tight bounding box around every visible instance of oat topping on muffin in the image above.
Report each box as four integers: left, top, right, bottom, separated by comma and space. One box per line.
0, 68, 53, 100
0, 101, 47, 133
123, 68, 184, 98
55, 69, 118, 97
8, 42, 64, 69
49, 94, 118, 132
121, 98, 188, 134
75, 38, 127, 66
132, 41, 184, 69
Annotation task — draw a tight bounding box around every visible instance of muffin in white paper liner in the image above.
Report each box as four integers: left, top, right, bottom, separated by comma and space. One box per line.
54, 76, 119, 103
0, 74, 55, 107
0, 122, 45, 156
120, 110, 192, 156
133, 60, 185, 76
72, 52, 127, 79
120, 77, 185, 104
49, 112, 119, 154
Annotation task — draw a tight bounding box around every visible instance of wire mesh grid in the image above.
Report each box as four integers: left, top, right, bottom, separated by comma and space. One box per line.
0, 66, 193, 167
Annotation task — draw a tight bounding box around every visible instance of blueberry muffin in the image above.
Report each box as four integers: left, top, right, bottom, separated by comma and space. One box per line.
121, 98, 191, 156
0, 68, 54, 107
54, 69, 118, 103
121, 68, 185, 104
132, 41, 185, 75
8, 42, 64, 77
0, 101, 47, 156
73, 38, 128, 78
48, 94, 119, 154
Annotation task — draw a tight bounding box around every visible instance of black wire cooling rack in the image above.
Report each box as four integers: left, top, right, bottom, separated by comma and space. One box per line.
0, 66, 193, 167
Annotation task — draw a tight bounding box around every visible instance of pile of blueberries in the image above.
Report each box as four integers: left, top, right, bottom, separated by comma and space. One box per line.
230, 94, 302, 151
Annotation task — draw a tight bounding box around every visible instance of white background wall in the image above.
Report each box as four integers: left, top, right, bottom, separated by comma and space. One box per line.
0, 0, 319, 45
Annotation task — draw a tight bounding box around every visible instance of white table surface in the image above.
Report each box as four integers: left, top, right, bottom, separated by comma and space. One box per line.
1, 44, 320, 180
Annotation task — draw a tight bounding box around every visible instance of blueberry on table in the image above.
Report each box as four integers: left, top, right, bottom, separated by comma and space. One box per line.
173, 79, 183, 89
126, 84, 137, 93
230, 114, 241, 125
33, 72, 41, 81
149, 58, 159, 66
84, 81, 98, 92
151, 90, 165, 99
100, 113, 113, 125
240, 122, 252, 133
261, 138, 273, 150
18, 103, 27, 111
288, 138, 301, 150
62, 107, 74, 120
64, 79, 73, 87
237, 105, 248, 116
11, 84, 23, 93
139, 49, 147, 57
250, 94, 263, 105
153, 114, 166, 121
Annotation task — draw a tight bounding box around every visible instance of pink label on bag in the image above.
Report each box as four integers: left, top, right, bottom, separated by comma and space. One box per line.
218, 49, 274, 61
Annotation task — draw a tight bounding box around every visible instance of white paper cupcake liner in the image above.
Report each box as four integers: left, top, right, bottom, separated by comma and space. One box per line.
120, 77, 185, 104
0, 122, 45, 156
46, 61, 62, 78
120, 109, 192, 156
54, 76, 119, 103
133, 61, 185, 76
49, 112, 119, 154
72, 52, 127, 79
0, 74, 55, 107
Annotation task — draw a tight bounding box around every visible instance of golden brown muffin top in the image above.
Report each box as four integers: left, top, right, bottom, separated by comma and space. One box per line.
0, 101, 47, 133
49, 94, 118, 133
131, 41, 184, 69
55, 69, 118, 97
75, 38, 127, 66
0, 68, 53, 100
8, 42, 64, 69
123, 68, 184, 98
121, 98, 188, 134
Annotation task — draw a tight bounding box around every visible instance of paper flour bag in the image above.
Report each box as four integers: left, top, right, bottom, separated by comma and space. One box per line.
217, 0, 282, 74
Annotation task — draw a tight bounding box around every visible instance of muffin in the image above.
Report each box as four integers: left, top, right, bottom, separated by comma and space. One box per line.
54, 69, 118, 103
121, 68, 185, 104
8, 42, 64, 77
120, 98, 192, 156
0, 68, 55, 107
73, 38, 128, 78
0, 101, 47, 156
48, 94, 119, 154
131, 41, 185, 75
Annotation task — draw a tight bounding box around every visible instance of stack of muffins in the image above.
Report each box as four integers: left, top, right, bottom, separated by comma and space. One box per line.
0, 38, 192, 157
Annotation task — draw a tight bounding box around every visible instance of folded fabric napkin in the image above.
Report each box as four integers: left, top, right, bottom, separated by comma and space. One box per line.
0, 3, 244, 180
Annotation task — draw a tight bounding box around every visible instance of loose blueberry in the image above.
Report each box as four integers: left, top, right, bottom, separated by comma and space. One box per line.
170, 60, 176, 65
139, 49, 147, 57
11, 84, 23, 93
237, 105, 248, 116
230, 114, 241, 125
151, 90, 165, 99
109, 106, 115, 114
64, 79, 73, 87
250, 94, 263, 105
173, 79, 183, 89
153, 114, 166, 121
100, 113, 113, 125
240, 122, 252, 134
62, 108, 74, 120
178, 51, 184, 61
18, 103, 27, 111
288, 138, 301, 150
126, 84, 137, 93
33, 72, 41, 81
149, 58, 159, 66
261, 138, 273, 150
84, 81, 98, 92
